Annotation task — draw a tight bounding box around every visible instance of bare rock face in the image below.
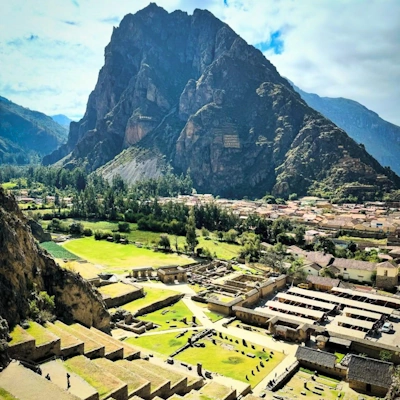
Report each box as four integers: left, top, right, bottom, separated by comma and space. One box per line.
0, 186, 110, 333
44, 3, 400, 198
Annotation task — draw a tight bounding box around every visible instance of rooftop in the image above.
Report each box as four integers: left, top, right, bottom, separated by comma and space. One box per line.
295, 346, 336, 369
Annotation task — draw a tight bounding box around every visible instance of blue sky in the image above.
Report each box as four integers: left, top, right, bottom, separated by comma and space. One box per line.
1, 0, 399, 125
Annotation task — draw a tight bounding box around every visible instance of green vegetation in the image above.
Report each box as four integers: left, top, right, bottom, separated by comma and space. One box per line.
339, 235, 387, 246
58, 260, 103, 279
126, 331, 190, 356
62, 237, 194, 268
0, 387, 18, 400
9, 325, 34, 345
204, 310, 225, 322
121, 287, 180, 314
335, 352, 345, 363
64, 356, 123, 399
176, 332, 284, 387
40, 241, 80, 260
1, 182, 17, 189
25, 321, 57, 346
139, 300, 196, 331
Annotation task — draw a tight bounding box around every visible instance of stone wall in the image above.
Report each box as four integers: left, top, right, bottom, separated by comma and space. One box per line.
299, 360, 347, 379
134, 294, 184, 317
103, 288, 144, 308
348, 380, 388, 398
376, 275, 398, 290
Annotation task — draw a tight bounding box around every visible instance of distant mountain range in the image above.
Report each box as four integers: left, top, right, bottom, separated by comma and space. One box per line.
290, 82, 400, 175
51, 114, 72, 130
0, 96, 68, 164
43, 3, 400, 198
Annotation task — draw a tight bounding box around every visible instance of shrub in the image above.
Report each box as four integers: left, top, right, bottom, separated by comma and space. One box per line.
83, 228, 93, 236
118, 221, 130, 232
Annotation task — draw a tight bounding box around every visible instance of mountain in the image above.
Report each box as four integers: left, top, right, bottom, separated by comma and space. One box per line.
290, 83, 400, 176
43, 3, 400, 198
0, 96, 68, 164
51, 114, 72, 130
0, 185, 110, 366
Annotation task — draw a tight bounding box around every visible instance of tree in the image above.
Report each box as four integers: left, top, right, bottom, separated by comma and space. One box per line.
259, 245, 286, 272
288, 259, 307, 282
314, 237, 336, 255
185, 208, 198, 252
379, 350, 392, 362
159, 234, 171, 251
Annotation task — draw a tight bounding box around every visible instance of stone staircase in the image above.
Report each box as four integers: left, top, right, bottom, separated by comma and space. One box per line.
3, 320, 240, 400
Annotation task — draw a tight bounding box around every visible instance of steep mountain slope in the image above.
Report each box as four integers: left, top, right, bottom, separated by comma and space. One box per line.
0, 185, 110, 365
44, 3, 400, 198
0, 96, 68, 164
51, 114, 72, 130
291, 83, 400, 176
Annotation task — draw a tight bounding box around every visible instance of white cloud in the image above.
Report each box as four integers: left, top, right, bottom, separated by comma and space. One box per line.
0, 0, 399, 126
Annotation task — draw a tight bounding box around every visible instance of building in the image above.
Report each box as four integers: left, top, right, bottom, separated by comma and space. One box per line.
306, 275, 340, 291
376, 261, 398, 290
331, 258, 376, 283
157, 266, 187, 284
347, 355, 393, 397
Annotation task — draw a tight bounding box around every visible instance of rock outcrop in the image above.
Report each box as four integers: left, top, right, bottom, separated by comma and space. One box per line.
44, 3, 400, 198
0, 186, 110, 362
0, 96, 68, 164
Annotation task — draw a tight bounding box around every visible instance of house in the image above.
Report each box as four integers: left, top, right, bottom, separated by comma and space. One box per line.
347, 355, 393, 397
331, 258, 376, 283
302, 263, 321, 276
306, 275, 340, 291
295, 346, 345, 377
376, 261, 398, 290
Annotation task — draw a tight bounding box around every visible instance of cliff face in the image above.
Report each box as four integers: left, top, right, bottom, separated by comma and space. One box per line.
0, 186, 110, 334
0, 96, 67, 164
291, 82, 400, 176
44, 3, 400, 197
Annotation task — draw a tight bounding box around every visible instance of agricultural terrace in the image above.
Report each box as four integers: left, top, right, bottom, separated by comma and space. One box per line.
271, 369, 379, 400
0, 387, 18, 400
57, 260, 103, 280
132, 330, 284, 388
98, 282, 139, 298
138, 300, 196, 331
40, 241, 80, 260
120, 287, 180, 314
62, 237, 195, 270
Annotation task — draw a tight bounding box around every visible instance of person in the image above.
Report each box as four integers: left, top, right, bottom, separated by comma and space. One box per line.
67, 373, 71, 389
45, 373, 51, 381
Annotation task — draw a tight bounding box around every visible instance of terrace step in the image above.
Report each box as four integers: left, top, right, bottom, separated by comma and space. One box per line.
135, 359, 188, 396
69, 323, 123, 361
54, 321, 105, 359
193, 381, 236, 400
91, 327, 140, 360
45, 322, 85, 358
41, 359, 98, 400
7, 325, 36, 360
64, 355, 128, 400
93, 358, 151, 399
0, 361, 80, 400
116, 360, 170, 399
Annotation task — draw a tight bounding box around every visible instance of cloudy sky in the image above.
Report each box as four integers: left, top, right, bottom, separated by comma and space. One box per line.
1, 0, 399, 125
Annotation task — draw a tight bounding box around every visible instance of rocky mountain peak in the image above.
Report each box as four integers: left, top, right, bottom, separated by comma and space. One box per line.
44, 4, 400, 198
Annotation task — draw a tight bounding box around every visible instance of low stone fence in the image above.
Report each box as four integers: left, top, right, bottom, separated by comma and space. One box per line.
134, 294, 184, 317
267, 360, 299, 391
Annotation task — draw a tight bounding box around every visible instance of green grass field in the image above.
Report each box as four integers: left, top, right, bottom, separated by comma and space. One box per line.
40, 241, 80, 260
98, 282, 140, 298
132, 330, 284, 388
139, 300, 196, 331
121, 287, 180, 314
62, 237, 194, 268
126, 330, 194, 356
204, 310, 225, 322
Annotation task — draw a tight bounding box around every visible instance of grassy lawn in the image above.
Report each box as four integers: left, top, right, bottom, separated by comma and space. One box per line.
188, 284, 207, 293
0, 387, 18, 400
57, 260, 103, 279
139, 300, 196, 331
125, 330, 192, 356
275, 371, 342, 400
9, 325, 34, 345
64, 355, 123, 399
25, 321, 58, 346
335, 352, 345, 363
98, 282, 140, 298
204, 310, 225, 322
121, 287, 180, 314
40, 241, 80, 260
176, 332, 284, 388
62, 237, 195, 268
197, 236, 241, 260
